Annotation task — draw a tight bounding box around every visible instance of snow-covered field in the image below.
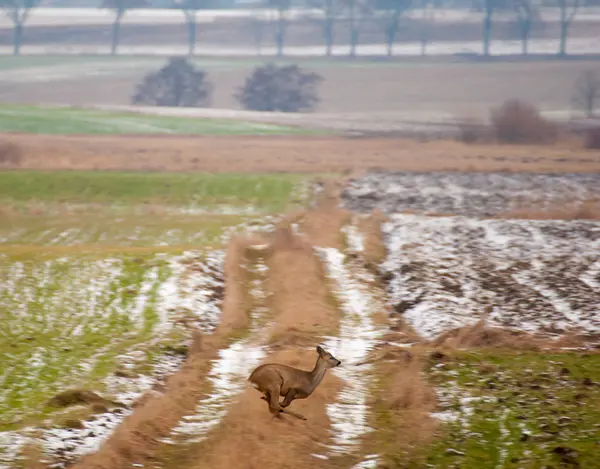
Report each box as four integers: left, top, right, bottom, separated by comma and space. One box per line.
0, 250, 226, 467
342, 172, 600, 341
342, 172, 600, 218
1, 36, 599, 57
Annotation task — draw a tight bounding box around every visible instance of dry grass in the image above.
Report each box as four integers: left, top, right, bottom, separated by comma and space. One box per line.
217, 235, 268, 334
5, 133, 600, 174
266, 227, 340, 341
0, 140, 21, 167
71, 333, 215, 469
431, 320, 544, 351
490, 99, 558, 145
189, 348, 341, 469
371, 353, 438, 468
357, 209, 389, 266
298, 178, 351, 249
186, 225, 343, 469
69, 236, 257, 469
498, 198, 600, 220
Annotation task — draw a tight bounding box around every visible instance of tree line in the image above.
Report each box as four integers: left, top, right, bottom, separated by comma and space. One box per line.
0, 0, 586, 57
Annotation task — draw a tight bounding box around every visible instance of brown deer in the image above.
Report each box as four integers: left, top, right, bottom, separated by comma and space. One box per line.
248, 345, 341, 420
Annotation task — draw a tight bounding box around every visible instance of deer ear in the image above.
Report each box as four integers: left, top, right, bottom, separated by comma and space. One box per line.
316, 346, 324, 355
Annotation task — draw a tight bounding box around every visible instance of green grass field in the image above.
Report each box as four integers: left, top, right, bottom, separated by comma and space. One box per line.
425, 351, 600, 469
0, 170, 312, 449
0, 105, 317, 135
0, 171, 309, 209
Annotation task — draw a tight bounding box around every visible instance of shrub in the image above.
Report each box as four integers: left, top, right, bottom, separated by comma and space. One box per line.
490, 99, 557, 144
584, 126, 600, 149
235, 64, 323, 112
0, 141, 22, 167
572, 70, 600, 118
131, 57, 212, 107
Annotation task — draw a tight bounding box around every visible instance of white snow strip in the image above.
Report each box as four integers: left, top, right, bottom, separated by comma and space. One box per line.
315, 240, 385, 456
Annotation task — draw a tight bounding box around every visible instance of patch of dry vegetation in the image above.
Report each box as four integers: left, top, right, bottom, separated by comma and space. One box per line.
431, 320, 544, 352
357, 209, 389, 266
370, 352, 438, 468
186, 224, 344, 469
490, 100, 558, 145
69, 235, 259, 469
297, 178, 351, 249
5, 133, 600, 174
266, 226, 340, 342
217, 235, 269, 334
0, 140, 22, 167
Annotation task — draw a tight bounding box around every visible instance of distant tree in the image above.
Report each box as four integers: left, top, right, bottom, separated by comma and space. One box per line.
308, 0, 343, 57
0, 0, 40, 55
173, 0, 204, 56
511, 0, 538, 55
100, 0, 148, 56
556, 0, 580, 56
343, 0, 373, 57
379, 0, 411, 56
418, 0, 439, 56
478, 0, 510, 57
235, 64, 323, 112
249, 5, 269, 55
269, 0, 292, 56
131, 57, 213, 107
572, 70, 600, 117
481, 0, 495, 56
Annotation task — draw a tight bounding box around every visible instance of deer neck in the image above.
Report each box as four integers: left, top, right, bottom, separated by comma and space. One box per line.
308, 357, 328, 393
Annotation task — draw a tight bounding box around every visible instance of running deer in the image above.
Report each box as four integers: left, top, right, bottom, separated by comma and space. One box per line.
248, 345, 341, 420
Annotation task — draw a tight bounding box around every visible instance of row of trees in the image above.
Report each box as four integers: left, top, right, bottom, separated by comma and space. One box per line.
0, 0, 585, 57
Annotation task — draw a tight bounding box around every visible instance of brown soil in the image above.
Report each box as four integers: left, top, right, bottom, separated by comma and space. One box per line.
187, 226, 344, 469
4, 133, 600, 173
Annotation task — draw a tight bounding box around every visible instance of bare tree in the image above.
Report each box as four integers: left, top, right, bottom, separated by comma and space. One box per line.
249, 5, 270, 55
0, 0, 39, 55
380, 0, 411, 57
269, 0, 291, 56
556, 0, 580, 56
343, 0, 372, 57
309, 0, 342, 57
481, 0, 495, 56
173, 0, 204, 56
418, 0, 438, 56
511, 0, 538, 55
572, 70, 600, 117
100, 0, 148, 55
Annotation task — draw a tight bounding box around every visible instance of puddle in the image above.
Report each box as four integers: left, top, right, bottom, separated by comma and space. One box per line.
161, 248, 270, 445
313, 224, 386, 457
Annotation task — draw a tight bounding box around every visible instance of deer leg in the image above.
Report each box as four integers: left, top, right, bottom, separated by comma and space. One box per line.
280, 389, 296, 408
267, 388, 284, 417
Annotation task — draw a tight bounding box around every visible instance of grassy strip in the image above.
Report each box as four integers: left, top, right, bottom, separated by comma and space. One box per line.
0, 253, 172, 430
0, 212, 275, 250
0, 105, 319, 135
425, 350, 600, 469
0, 171, 310, 211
